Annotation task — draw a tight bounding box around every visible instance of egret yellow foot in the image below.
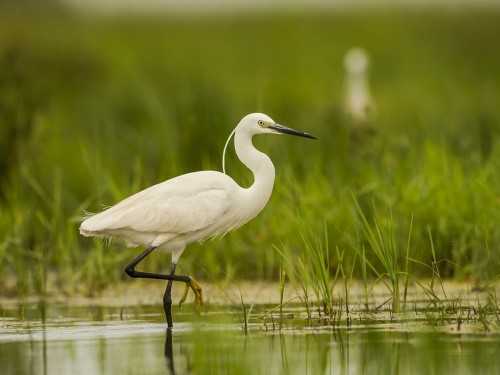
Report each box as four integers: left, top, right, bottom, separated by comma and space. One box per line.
179, 276, 204, 313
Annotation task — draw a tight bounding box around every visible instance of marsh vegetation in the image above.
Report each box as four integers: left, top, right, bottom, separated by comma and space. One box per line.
0, 8, 500, 372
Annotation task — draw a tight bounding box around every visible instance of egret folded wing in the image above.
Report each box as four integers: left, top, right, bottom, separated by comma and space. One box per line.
80, 171, 237, 240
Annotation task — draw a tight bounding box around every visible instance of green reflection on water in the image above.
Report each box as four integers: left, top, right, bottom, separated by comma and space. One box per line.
175, 328, 500, 375
1, 303, 500, 374
1, 318, 500, 375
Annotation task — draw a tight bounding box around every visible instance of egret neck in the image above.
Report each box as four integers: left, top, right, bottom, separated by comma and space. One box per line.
234, 121, 276, 217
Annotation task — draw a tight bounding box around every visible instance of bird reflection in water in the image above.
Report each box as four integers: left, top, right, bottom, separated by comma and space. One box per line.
164, 328, 175, 374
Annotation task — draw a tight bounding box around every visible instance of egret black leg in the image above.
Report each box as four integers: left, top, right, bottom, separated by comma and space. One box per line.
163, 262, 177, 328
125, 246, 190, 283
124, 246, 204, 327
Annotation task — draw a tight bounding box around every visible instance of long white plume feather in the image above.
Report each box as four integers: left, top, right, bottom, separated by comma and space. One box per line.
222, 127, 236, 174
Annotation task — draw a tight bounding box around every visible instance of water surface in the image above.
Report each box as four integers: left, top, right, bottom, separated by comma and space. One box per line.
1, 303, 499, 374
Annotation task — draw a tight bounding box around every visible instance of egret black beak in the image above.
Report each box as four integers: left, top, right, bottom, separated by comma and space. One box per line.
269, 124, 317, 139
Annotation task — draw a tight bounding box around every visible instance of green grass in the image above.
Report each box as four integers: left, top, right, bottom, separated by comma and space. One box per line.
0, 8, 500, 299
352, 195, 404, 312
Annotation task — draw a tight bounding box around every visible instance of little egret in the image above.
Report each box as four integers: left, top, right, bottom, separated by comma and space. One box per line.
80, 113, 316, 327
343, 47, 376, 126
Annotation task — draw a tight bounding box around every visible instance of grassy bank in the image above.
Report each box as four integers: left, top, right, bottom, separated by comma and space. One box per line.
0, 8, 499, 298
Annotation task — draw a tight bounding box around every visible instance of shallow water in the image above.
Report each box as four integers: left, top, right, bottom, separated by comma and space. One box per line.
1, 304, 500, 375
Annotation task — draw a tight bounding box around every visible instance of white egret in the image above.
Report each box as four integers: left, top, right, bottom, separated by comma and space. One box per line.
343, 47, 376, 126
80, 113, 316, 327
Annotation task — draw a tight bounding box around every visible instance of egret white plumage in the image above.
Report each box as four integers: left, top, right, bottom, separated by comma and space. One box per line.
80, 113, 316, 327
343, 47, 375, 125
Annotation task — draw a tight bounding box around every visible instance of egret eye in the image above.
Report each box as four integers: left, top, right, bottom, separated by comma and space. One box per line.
258, 120, 264, 126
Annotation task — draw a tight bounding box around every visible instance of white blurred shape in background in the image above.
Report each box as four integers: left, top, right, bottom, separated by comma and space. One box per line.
343, 47, 376, 126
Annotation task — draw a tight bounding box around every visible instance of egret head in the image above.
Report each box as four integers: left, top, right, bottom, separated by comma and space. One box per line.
223, 113, 316, 174
242, 113, 316, 139
344, 47, 370, 74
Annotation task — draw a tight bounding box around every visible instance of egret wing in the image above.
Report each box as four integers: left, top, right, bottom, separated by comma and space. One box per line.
83, 171, 238, 235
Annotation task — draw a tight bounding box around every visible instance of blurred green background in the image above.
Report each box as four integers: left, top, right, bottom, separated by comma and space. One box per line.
1, 2, 499, 297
